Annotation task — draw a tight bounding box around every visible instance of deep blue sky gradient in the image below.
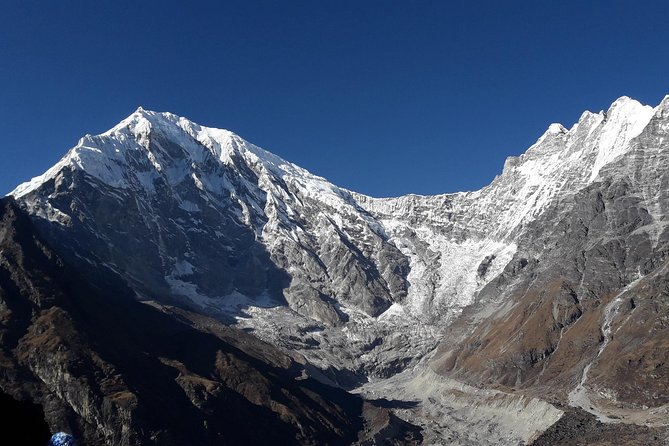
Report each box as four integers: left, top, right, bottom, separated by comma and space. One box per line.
2, 1, 669, 196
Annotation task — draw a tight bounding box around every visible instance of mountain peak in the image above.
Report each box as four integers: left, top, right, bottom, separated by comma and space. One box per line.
546, 122, 567, 134
604, 95, 651, 120
9, 108, 313, 201
9, 95, 663, 204
608, 94, 636, 107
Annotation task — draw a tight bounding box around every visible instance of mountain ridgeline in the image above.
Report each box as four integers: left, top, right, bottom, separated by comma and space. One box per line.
5, 95, 669, 444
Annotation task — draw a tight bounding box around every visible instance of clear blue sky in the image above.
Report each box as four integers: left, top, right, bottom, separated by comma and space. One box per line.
2, 1, 669, 197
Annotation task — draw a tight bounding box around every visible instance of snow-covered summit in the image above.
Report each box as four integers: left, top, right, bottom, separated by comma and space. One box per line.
107, 107, 323, 180
357, 96, 660, 234
11, 95, 659, 202
11, 107, 328, 200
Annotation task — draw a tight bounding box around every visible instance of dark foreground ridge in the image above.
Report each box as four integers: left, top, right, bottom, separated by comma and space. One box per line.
0, 389, 51, 445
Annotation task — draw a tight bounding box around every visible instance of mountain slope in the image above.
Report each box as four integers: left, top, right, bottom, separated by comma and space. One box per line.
0, 196, 416, 445
13, 97, 664, 376
431, 96, 669, 422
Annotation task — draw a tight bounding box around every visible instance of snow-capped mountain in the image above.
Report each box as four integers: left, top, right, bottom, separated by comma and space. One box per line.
353, 96, 657, 317
8, 95, 669, 444
14, 107, 407, 322
431, 94, 669, 428
10, 97, 663, 365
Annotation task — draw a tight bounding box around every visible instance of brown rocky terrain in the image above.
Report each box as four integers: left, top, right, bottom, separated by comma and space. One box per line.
432, 107, 669, 429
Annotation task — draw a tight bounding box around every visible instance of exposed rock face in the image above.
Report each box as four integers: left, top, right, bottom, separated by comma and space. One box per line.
6, 95, 669, 443
0, 197, 405, 445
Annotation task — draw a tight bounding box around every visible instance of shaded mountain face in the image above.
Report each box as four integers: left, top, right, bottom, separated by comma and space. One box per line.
6, 95, 669, 443
0, 197, 386, 445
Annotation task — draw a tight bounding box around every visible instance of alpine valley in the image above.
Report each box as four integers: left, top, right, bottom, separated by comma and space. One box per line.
2, 95, 669, 445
